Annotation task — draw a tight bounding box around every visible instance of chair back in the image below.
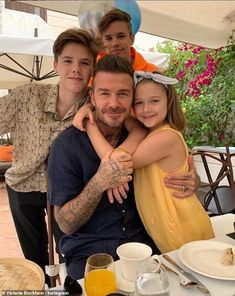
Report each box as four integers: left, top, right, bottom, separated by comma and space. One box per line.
192, 146, 235, 214
225, 144, 235, 198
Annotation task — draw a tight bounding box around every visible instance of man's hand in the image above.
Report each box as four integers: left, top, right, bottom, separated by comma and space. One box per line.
54, 151, 132, 234
96, 151, 133, 191
164, 155, 200, 198
106, 149, 131, 204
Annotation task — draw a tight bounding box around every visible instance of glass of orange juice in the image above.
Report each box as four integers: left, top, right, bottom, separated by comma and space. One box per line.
84, 253, 117, 296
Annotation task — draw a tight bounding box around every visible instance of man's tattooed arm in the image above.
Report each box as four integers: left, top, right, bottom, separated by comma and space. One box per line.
54, 154, 133, 234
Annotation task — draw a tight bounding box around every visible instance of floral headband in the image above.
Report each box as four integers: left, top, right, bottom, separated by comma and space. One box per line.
134, 71, 178, 88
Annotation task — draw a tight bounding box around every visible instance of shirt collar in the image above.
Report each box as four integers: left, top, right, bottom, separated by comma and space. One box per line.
43, 84, 59, 113
43, 84, 90, 116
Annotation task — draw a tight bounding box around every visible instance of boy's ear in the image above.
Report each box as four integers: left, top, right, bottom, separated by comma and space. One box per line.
130, 33, 135, 46
89, 90, 95, 107
54, 61, 57, 72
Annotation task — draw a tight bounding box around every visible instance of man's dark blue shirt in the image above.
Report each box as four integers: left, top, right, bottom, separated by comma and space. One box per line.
48, 126, 157, 280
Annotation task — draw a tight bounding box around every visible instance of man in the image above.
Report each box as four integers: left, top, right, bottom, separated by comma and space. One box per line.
48, 55, 160, 280
97, 8, 158, 71
48, 54, 199, 281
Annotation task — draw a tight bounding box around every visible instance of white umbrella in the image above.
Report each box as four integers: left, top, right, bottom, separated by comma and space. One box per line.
0, 35, 58, 89
18, 0, 235, 49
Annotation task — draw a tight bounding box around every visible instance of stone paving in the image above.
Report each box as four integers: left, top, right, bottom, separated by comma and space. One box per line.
0, 181, 23, 258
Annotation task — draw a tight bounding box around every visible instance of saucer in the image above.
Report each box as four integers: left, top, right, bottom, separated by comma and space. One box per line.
114, 260, 135, 292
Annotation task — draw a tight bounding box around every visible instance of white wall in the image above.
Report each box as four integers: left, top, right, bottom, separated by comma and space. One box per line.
0, 1, 3, 33
0, 90, 8, 97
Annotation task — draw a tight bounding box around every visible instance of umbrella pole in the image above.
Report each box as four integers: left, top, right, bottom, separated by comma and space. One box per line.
34, 28, 41, 79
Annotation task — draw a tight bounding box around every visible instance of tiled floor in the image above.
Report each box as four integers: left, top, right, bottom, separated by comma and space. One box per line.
0, 181, 23, 258
0, 180, 59, 265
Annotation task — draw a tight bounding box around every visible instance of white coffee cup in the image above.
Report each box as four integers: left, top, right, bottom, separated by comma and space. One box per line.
116, 242, 153, 282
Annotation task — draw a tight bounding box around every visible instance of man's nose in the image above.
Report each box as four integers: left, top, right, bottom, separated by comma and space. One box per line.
109, 95, 119, 107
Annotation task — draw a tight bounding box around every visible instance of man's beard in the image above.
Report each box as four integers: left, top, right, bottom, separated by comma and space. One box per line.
96, 107, 128, 128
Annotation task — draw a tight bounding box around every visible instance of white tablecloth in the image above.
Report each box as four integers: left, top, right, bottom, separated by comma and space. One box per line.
52, 235, 235, 296
160, 235, 235, 296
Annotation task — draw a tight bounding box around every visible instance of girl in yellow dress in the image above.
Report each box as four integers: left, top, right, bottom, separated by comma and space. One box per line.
130, 71, 214, 252
75, 71, 214, 253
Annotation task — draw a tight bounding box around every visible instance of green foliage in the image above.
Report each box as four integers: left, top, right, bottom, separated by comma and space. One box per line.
156, 32, 235, 148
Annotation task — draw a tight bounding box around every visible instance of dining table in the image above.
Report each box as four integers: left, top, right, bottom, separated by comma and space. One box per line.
51, 234, 235, 296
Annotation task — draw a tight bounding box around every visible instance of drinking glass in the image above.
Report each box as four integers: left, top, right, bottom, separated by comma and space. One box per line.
135, 257, 170, 296
84, 253, 117, 296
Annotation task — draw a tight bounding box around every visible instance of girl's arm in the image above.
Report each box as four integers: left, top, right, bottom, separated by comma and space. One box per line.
86, 120, 132, 204
132, 130, 200, 197
120, 116, 148, 154
131, 130, 185, 169
86, 115, 148, 159
73, 103, 94, 132
86, 117, 147, 204
86, 120, 113, 158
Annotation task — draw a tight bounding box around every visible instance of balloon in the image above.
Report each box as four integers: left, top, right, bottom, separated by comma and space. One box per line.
78, 1, 113, 33
114, 0, 141, 34
78, 0, 141, 35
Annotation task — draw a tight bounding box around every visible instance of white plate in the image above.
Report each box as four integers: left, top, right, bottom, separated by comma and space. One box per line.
114, 260, 135, 292
178, 240, 235, 280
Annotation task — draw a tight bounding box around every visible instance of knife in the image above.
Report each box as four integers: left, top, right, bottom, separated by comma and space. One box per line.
162, 254, 211, 295
160, 261, 198, 287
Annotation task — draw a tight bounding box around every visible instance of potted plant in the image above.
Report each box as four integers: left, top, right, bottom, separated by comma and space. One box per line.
0, 133, 13, 162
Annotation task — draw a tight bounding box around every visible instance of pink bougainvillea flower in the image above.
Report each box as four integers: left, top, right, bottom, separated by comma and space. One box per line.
176, 70, 186, 80
185, 59, 194, 68
218, 134, 225, 141
192, 46, 205, 54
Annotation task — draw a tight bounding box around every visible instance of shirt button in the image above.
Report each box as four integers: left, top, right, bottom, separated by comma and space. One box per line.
122, 227, 126, 231
122, 209, 126, 214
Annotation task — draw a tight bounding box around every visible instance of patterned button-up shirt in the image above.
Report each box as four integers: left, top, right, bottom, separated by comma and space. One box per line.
0, 83, 89, 192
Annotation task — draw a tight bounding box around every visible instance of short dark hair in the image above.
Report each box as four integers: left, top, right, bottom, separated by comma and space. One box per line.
98, 8, 133, 35
53, 28, 101, 64
92, 55, 134, 87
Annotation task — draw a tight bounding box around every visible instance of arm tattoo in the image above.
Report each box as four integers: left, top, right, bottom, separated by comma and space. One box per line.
56, 175, 104, 234
55, 158, 130, 234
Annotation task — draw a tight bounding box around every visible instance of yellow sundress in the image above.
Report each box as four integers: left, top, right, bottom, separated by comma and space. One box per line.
134, 125, 214, 253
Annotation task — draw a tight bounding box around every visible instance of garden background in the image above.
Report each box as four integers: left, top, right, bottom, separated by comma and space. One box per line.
156, 31, 235, 149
